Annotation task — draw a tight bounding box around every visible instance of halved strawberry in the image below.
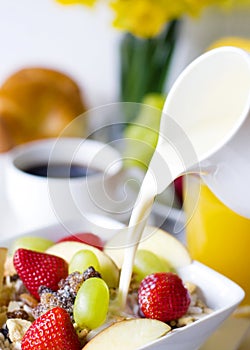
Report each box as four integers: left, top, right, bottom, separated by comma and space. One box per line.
138, 272, 191, 322
57, 232, 104, 250
21, 307, 81, 350
13, 248, 68, 300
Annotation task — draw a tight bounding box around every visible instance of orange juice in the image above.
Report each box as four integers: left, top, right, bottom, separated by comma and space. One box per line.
185, 175, 250, 306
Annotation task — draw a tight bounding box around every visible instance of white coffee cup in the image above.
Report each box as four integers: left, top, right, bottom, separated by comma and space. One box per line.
4, 137, 128, 232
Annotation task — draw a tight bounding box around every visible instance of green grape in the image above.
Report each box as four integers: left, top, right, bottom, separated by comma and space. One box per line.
73, 277, 109, 329
133, 249, 172, 282
69, 249, 100, 274
11, 236, 54, 254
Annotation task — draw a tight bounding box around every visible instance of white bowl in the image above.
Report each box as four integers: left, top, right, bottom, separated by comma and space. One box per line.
143, 261, 244, 350
0, 215, 244, 350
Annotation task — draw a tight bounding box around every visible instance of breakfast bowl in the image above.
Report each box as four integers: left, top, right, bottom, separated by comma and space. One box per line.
0, 214, 244, 350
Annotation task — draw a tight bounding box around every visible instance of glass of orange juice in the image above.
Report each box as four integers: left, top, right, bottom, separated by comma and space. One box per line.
184, 175, 250, 309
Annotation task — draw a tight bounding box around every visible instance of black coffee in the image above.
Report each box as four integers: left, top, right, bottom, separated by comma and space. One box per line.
23, 163, 100, 178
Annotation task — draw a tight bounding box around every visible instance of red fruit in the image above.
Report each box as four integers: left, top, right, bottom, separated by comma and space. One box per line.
57, 232, 104, 250
13, 248, 68, 300
138, 272, 190, 322
174, 176, 183, 203
21, 307, 81, 350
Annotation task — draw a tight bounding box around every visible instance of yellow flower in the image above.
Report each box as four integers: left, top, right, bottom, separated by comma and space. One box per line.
110, 0, 170, 38
109, 0, 236, 38
55, 0, 250, 37
56, 0, 96, 6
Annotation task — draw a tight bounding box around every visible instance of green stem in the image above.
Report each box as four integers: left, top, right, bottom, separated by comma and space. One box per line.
119, 20, 179, 105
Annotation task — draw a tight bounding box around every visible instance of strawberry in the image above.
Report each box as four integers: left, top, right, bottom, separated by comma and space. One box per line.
13, 248, 68, 300
21, 307, 81, 350
57, 232, 104, 250
138, 272, 191, 322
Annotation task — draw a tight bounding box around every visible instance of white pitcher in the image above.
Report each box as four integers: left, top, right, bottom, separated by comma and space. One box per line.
149, 47, 250, 218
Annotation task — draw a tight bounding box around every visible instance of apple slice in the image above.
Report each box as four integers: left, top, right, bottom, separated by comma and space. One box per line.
84, 318, 170, 350
0, 247, 8, 291
104, 226, 191, 269
46, 242, 119, 288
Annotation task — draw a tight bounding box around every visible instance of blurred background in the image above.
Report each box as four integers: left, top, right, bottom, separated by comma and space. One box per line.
1, 0, 250, 232
0, 0, 121, 108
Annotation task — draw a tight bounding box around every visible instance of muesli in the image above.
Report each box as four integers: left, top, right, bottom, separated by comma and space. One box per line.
0, 233, 212, 350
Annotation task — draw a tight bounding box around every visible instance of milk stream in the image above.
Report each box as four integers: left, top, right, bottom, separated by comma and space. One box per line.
117, 173, 156, 308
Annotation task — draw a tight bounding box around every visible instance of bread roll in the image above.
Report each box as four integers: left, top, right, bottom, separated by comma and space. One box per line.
0, 67, 87, 148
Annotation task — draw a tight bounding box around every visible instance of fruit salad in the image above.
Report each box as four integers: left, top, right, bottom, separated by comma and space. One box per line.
0, 229, 212, 350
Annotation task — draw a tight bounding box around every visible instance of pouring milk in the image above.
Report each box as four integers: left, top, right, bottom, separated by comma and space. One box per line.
118, 47, 250, 308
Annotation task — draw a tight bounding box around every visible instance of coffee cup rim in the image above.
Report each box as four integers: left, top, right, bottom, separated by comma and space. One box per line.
6, 137, 123, 181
